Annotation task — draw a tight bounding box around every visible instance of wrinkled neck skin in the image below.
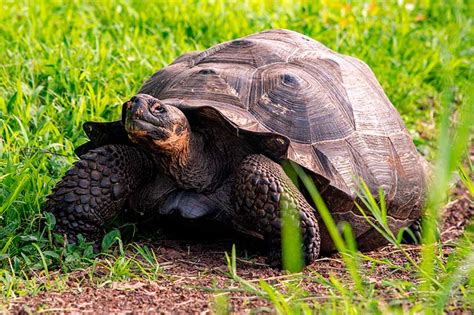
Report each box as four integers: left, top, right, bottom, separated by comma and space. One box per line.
153, 131, 225, 193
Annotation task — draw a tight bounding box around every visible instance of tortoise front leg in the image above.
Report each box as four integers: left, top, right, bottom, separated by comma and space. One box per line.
44, 144, 155, 246
233, 154, 320, 267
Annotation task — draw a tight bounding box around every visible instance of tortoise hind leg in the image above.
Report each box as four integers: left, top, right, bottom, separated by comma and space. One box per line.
233, 154, 320, 267
45, 144, 155, 247
401, 217, 422, 244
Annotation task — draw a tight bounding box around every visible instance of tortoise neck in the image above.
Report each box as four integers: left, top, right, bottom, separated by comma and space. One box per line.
157, 131, 223, 192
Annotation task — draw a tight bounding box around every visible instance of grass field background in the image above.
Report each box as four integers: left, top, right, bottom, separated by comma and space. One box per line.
0, 0, 472, 312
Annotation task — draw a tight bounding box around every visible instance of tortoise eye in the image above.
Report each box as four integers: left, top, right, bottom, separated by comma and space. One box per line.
151, 103, 165, 115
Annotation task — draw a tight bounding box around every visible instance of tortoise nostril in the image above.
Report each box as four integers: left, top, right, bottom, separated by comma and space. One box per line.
127, 96, 146, 119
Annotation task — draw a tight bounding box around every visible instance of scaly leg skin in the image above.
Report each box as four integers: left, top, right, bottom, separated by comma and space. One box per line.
233, 154, 320, 267
44, 144, 155, 247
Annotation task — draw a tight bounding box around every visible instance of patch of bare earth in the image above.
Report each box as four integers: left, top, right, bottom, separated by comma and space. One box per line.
7, 184, 473, 314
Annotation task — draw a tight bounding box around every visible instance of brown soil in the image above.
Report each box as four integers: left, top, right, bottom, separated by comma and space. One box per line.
6, 182, 473, 314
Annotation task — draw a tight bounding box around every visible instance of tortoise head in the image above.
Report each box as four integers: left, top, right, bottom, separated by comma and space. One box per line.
124, 94, 190, 155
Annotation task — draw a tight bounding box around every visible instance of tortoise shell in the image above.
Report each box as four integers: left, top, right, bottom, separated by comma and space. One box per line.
138, 29, 427, 250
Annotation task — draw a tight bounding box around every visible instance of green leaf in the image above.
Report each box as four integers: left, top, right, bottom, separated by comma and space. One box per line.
101, 229, 121, 252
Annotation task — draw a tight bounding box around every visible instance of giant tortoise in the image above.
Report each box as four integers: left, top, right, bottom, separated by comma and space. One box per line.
45, 29, 427, 266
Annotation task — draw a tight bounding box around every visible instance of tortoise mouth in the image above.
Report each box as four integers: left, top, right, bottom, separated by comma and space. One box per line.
125, 119, 170, 140
126, 119, 155, 133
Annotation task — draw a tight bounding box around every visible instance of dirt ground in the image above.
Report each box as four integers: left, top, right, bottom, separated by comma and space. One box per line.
5, 181, 472, 314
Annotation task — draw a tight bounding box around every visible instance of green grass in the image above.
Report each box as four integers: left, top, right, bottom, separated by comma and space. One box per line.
0, 0, 472, 313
